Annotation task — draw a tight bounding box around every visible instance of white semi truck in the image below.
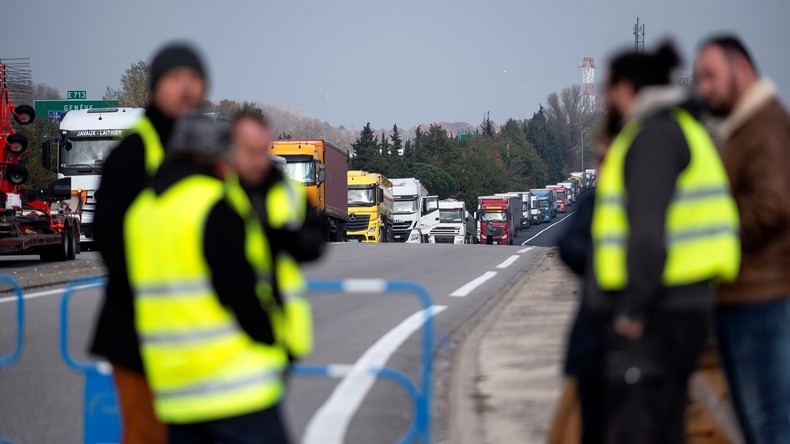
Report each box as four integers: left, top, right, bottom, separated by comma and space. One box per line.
45, 107, 145, 243
391, 178, 439, 243
428, 199, 476, 244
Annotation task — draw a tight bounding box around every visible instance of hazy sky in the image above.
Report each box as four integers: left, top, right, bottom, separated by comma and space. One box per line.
2, 0, 788, 129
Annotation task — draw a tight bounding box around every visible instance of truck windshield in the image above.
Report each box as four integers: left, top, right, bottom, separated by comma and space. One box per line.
481, 211, 507, 222
538, 200, 550, 208
59, 139, 117, 173
348, 187, 376, 207
394, 199, 418, 214
439, 209, 464, 223
283, 160, 316, 185
556, 191, 566, 199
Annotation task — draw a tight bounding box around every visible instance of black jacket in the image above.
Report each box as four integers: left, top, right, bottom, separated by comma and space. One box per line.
616, 102, 713, 320
90, 106, 173, 372
558, 191, 608, 378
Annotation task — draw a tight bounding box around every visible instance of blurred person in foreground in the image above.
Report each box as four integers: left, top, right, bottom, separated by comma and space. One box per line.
126, 113, 291, 443
90, 42, 207, 444
551, 120, 616, 444
696, 35, 790, 443
228, 108, 325, 363
595, 41, 740, 443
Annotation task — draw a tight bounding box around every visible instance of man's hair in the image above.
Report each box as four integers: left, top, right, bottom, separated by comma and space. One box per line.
231, 107, 270, 131
608, 41, 681, 91
700, 35, 758, 74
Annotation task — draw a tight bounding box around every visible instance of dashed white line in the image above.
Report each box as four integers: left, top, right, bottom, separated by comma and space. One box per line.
449, 271, 498, 297
521, 212, 576, 245
302, 304, 447, 444
496, 255, 520, 269
517, 246, 534, 254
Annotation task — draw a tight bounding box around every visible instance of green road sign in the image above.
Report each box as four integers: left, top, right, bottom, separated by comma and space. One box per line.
34, 100, 119, 124
67, 90, 87, 100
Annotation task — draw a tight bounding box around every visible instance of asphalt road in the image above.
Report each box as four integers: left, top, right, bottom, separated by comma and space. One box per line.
0, 210, 574, 444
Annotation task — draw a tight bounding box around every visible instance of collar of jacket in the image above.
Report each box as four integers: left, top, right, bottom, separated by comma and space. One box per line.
717, 77, 778, 142
626, 85, 688, 122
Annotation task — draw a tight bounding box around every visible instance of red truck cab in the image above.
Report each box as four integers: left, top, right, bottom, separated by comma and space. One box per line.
477, 196, 517, 245
548, 185, 568, 213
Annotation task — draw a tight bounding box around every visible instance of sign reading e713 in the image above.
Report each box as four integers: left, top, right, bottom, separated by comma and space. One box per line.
67, 90, 87, 100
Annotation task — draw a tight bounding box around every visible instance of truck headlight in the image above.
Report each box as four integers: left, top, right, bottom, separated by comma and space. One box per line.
367, 227, 376, 234
408, 232, 420, 241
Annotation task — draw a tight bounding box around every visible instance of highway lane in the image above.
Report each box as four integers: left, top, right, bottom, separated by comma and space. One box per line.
0, 251, 102, 270
0, 213, 572, 444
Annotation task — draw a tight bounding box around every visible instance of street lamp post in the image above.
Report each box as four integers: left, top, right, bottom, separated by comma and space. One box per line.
581, 129, 586, 171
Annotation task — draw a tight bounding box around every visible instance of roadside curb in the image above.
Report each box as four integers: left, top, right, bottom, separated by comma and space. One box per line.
2, 260, 106, 292
446, 248, 571, 444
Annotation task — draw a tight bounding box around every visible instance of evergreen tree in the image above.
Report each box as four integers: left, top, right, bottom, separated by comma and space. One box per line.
480, 112, 495, 138
351, 122, 378, 170
390, 124, 403, 156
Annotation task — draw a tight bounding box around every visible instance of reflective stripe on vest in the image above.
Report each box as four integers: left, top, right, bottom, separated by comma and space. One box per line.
125, 175, 286, 424
266, 178, 313, 358
592, 108, 740, 290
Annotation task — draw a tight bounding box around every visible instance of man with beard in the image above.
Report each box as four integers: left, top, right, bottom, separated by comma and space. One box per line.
696, 35, 790, 443
594, 42, 740, 443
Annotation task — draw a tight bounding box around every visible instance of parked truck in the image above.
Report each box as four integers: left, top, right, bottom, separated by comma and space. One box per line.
391, 178, 439, 243
429, 199, 476, 244
41, 107, 145, 243
529, 195, 542, 225
548, 185, 568, 213
271, 139, 349, 242
345, 171, 394, 242
477, 195, 519, 245
557, 181, 576, 205
0, 61, 83, 261
530, 189, 555, 223
585, 168, 598, 188
495, 192, 528, 232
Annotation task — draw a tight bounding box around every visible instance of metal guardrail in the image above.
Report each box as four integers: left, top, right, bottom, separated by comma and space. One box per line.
59, 276, 119, 444
57, 277, 436, 444
0, 274, 25, 444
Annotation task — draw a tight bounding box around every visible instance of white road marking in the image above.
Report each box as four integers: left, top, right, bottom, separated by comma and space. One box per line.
517, 246, 534, 254
521, 212, 576, 245
342, 279, 387, 293
449, 271, 498, 297
0, 283, 102, 305
496, 255, 520, 269
302, 305, 447, 444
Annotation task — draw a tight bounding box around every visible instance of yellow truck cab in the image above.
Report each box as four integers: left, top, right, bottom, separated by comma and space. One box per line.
346, 171, 394, 242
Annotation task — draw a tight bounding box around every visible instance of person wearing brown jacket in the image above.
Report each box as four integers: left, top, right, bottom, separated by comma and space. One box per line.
696, 35, 790, 444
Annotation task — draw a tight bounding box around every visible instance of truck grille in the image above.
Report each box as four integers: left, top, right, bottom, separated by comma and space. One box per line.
346, 214, 371, 232
431, 226, 460, 236
392, 220, 414, 243
434, 236, 455, 244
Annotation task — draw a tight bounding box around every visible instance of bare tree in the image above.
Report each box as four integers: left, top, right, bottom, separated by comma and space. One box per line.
103, 60, 150, 107
32, 83, 62, 101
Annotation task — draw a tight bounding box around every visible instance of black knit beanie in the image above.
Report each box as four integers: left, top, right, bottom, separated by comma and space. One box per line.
149, 43, 207, 90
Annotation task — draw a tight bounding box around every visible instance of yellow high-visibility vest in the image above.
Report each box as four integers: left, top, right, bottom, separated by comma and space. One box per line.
260, 175, 313, 359
125, 173, 286, 424
592, 108, 740, 290
125, 115, 165, 177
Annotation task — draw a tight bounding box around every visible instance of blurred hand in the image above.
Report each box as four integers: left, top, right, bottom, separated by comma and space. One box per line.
614, 315, 644, 341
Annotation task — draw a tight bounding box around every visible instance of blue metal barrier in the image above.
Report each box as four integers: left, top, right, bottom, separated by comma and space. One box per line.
58, 278, 436, 444
0, 274, 25, 444
293, 279, 437, 444
59, 276, 119, 444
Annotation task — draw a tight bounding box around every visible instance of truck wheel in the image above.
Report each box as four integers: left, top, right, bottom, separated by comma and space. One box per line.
6, 134, 28, 154
13, 105, 36, 125
66, 226, 77, 260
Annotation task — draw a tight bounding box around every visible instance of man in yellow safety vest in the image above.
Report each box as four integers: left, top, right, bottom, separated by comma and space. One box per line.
125, 112, 293, 443
593, 42, 740, 443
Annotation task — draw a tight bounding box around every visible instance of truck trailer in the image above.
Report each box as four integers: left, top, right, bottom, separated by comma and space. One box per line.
346, 171, 394, 242
271, 139, 349, 242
